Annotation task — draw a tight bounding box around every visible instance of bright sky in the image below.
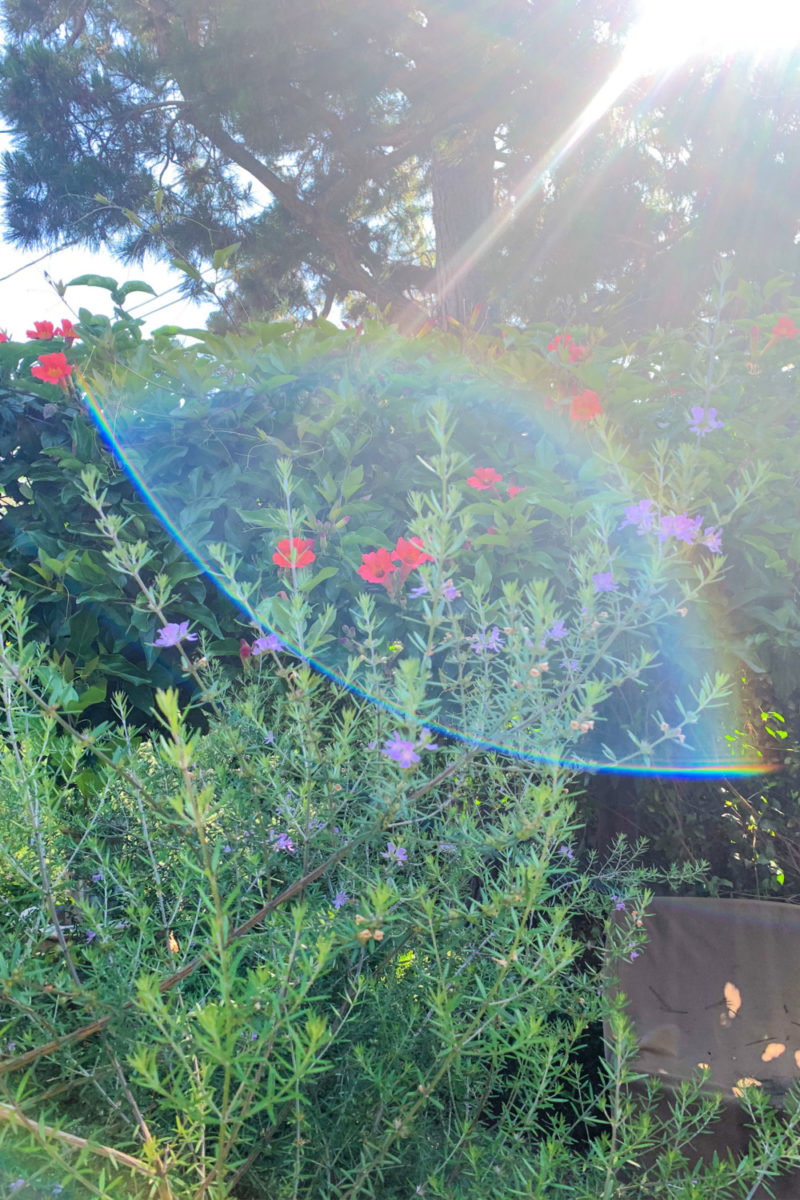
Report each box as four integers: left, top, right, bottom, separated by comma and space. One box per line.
625, 0, 800, 76
1, 0, 798, 339
0, 231, 213, 340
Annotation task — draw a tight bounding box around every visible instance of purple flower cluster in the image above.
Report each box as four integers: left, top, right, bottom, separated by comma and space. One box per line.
381, 729, 438, 768
592, 572, 618, 594
688, 406, 724, 437
381, 841, 408, 866
470, 625, 504, 654
410, 578, 460, 601
152, 620, 198, 647
269, 830, 296, 854
252, 632, 283, 655
621, 501, 722, 554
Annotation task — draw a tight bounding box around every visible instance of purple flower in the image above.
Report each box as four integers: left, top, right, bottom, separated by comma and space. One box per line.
223, 844, 232, 853
620, 499, 656, 535
269, 830, 295, 853
381, 841, 408, 866
409, 583, 429, 598
545, 619, 568, 643
658, 513, 703, 545
152, 621, 198, 648
252, 633, 283, 655
91, 870, 104, 883
86, 929, 97, 943
688, 406, 724, 437
250, 1031, 258, 1040
592, 572, 618, 594
629, 951, 641, 961
380, 730, 437, 767
611, 895, 626, 912
558, 844, 575, 860
381, 733, 420, 768
561, 658, 579, 671
333, 889, 349, 909
9, 1181, 25, 1195
701, 526, 723, 554
470, 626, 505, 654
441, 580, 460, 601
263, 731, 275, 744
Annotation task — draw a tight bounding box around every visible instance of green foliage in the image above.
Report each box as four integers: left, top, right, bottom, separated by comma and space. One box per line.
4, 276, 800, 1193
2, 2, 800, 325
0, 266, 796, 743
1, 584, 799, 1199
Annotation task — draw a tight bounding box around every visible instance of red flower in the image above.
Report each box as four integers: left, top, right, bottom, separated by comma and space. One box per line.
358, 548, 397, 586
272, 537, 316, 569
393, 537, 433, 571
56, 319, 78, 344
239, 638, 252, 667
31, 351, 73, 386
0, 331, 8, 343
506, 484, 525, 499
570, 390, 603, 421
548, 333, 573, 353
392, 536, 433, 585
772, 316, 798, 340
467, 466, 503, 490
26, 320, 55, 340
568, 343, 589, 363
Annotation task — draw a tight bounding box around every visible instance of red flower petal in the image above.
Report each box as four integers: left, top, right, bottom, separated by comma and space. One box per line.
31, 351, 73, 386
272, 537, 316, 568
358, 547, 397, 585
569, 390, 603, 421
467, 466, 503, 490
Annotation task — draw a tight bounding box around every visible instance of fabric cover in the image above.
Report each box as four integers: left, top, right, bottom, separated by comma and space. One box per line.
604, 896, 800, 1195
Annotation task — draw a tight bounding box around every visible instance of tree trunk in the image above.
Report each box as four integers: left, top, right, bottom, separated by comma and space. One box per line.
431, 127, 496, 327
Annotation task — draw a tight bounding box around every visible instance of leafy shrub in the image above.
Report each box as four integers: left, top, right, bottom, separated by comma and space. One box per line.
2, 264, 792, 747
2, 564, 800, 1197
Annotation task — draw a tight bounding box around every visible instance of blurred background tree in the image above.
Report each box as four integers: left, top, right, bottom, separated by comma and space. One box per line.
0, 0, 798, 329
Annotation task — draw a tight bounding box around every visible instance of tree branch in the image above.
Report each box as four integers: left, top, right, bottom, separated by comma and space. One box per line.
183, 107, 395, 307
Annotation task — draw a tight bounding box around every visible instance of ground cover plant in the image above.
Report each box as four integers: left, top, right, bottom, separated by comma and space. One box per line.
1, 266, 800, 1195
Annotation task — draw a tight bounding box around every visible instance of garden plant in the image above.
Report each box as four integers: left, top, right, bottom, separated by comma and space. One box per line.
0, 265, 800, 1196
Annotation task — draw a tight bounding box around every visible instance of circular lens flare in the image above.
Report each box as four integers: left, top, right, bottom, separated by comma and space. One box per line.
81, 343, 774, 780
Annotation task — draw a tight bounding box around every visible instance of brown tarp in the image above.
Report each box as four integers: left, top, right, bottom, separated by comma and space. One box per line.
605, 897, 800, 1196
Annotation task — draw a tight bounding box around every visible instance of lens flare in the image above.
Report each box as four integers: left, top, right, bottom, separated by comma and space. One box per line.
80, 344, 773, 779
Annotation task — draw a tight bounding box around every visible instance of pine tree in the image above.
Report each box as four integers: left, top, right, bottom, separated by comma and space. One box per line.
1, 1, 798, 327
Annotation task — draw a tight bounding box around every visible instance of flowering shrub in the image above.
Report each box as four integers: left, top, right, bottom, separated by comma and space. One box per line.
1, 268, 800, 1195
0, 266, 798, 806
1, 580, 798, 1198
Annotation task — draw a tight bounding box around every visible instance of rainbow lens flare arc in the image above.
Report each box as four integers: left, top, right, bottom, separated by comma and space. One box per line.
80, 351, 775, 781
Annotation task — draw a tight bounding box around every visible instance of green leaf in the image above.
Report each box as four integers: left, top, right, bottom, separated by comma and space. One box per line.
63, 682, 107, 713
66, 274, 118, 292
170, 258, 203, 282
300, 566, 339, 593
113, 280, 157, 302
212, 242, 241, 270
341, 465, 364, 500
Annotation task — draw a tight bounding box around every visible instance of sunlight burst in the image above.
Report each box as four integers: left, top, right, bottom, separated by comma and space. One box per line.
625, 0, 800, 76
